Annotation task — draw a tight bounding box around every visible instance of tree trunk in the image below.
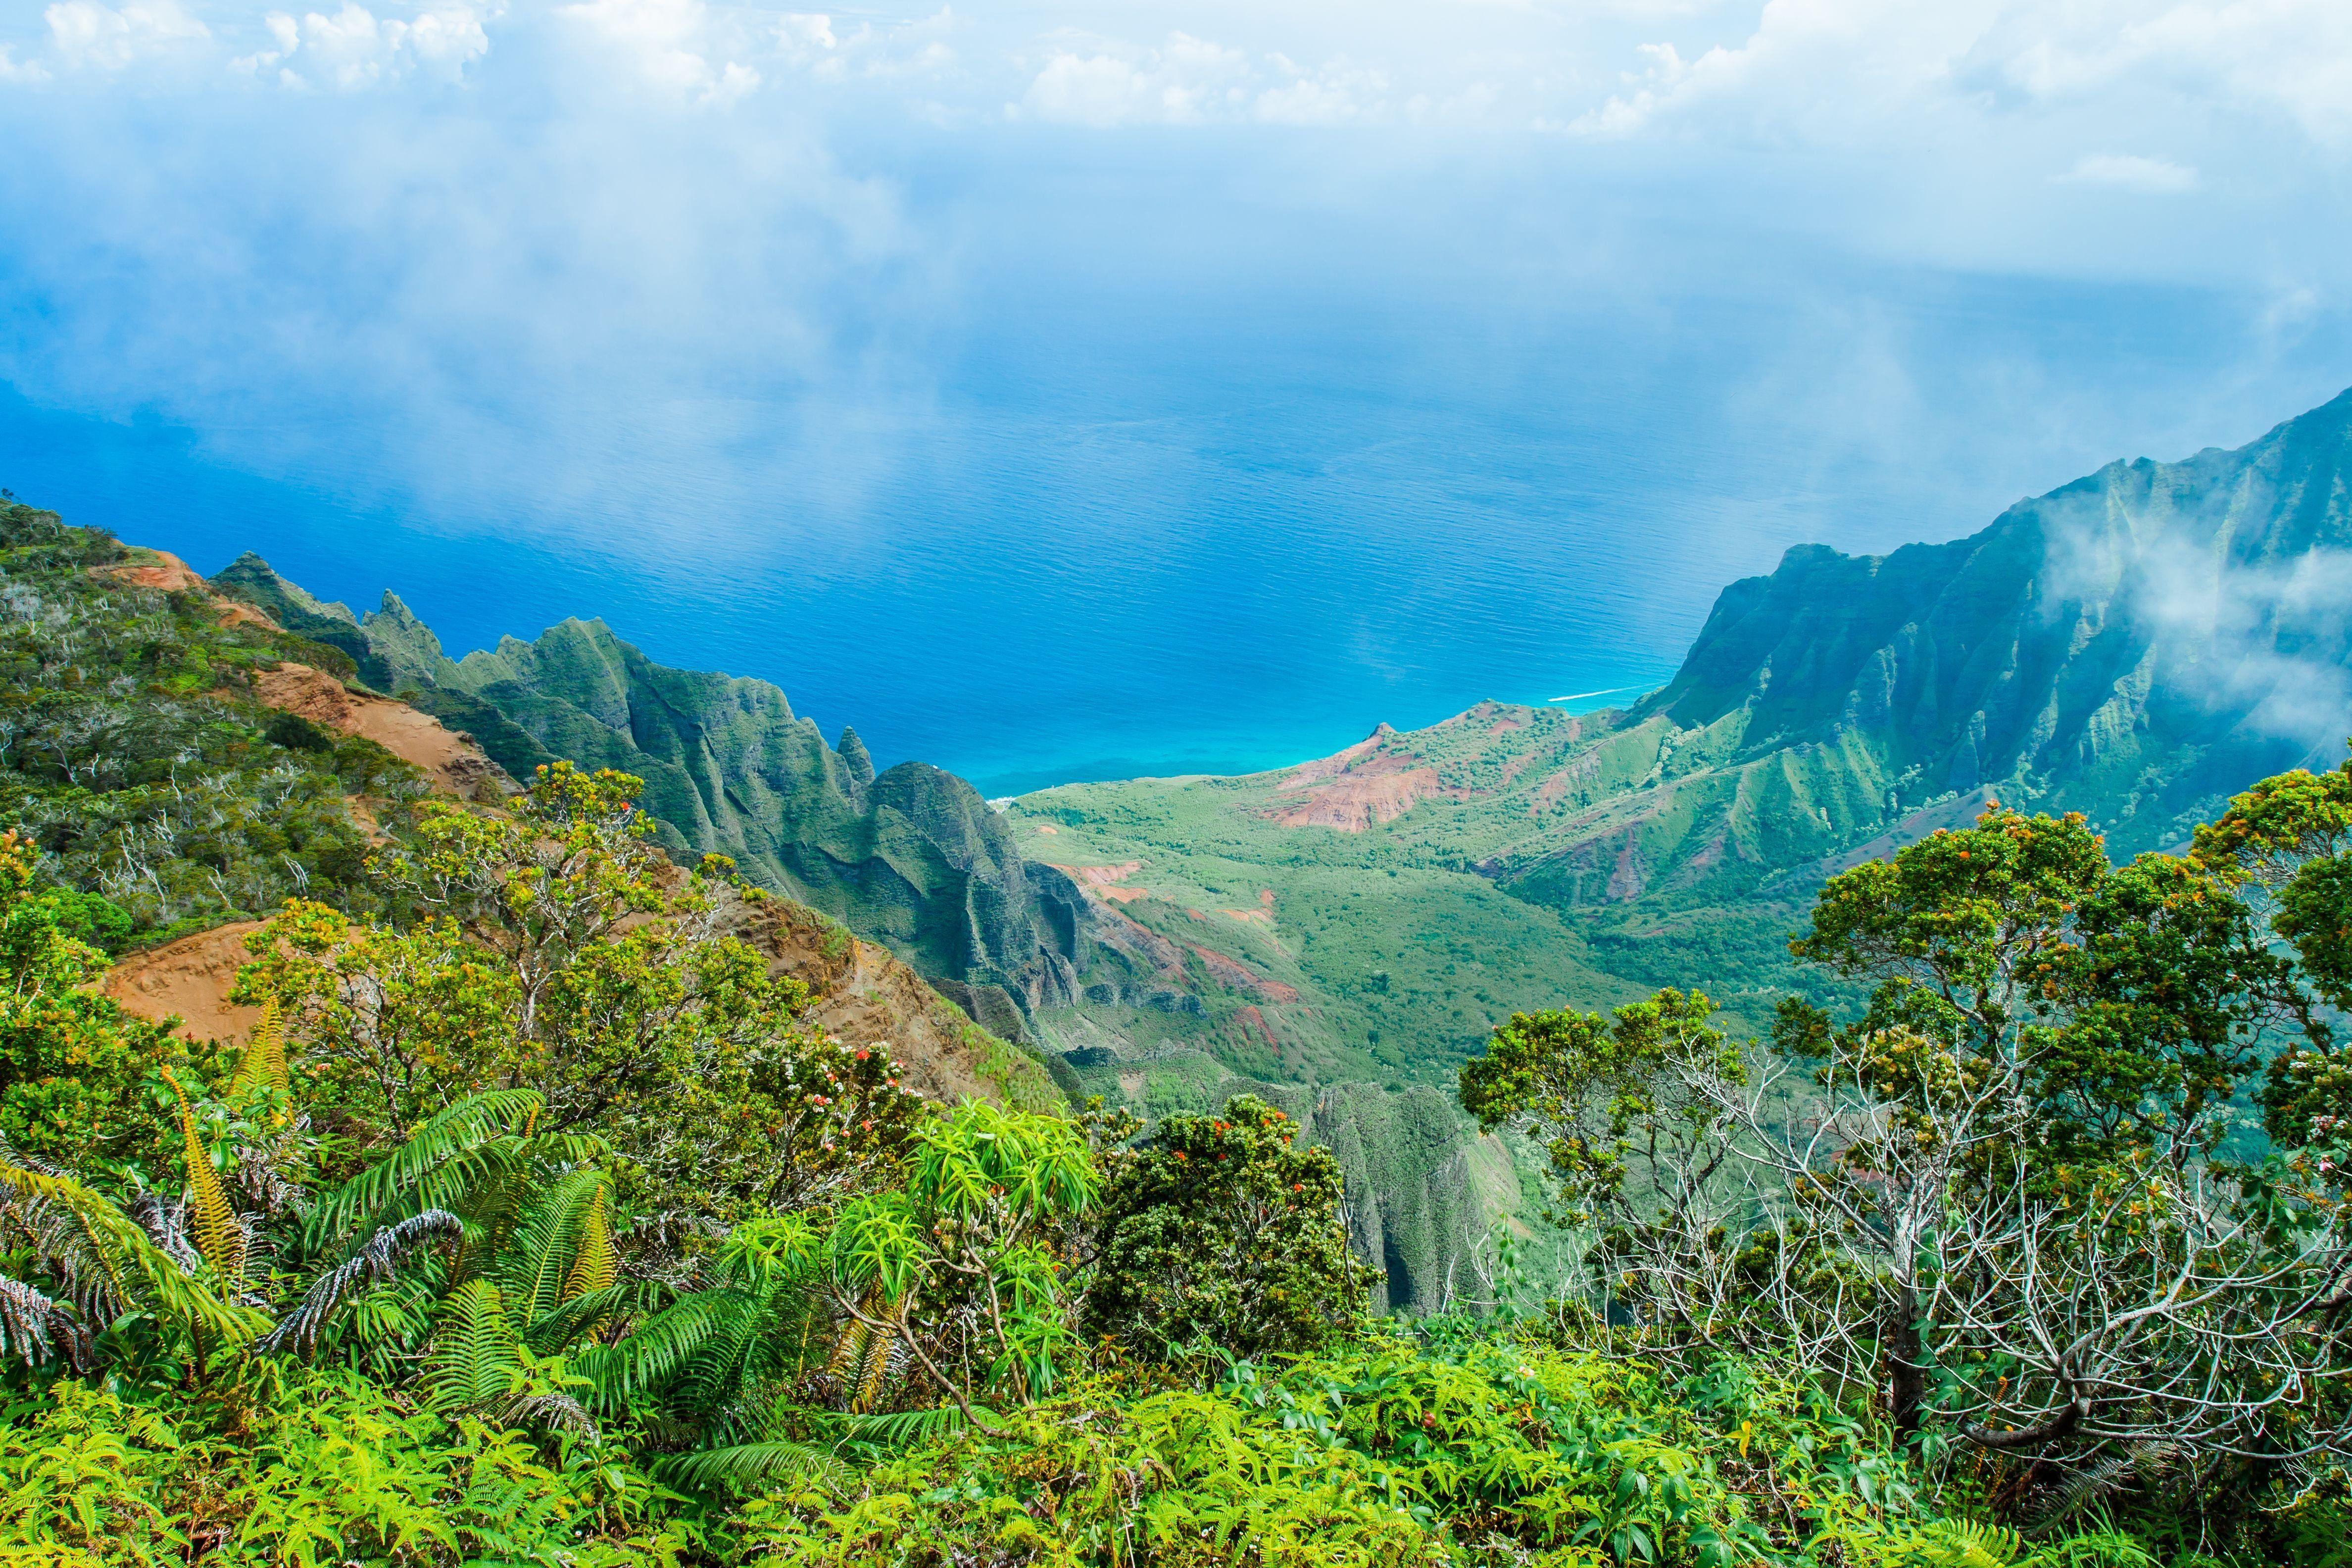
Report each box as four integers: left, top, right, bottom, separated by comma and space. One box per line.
1885, 1283, 1927, 1441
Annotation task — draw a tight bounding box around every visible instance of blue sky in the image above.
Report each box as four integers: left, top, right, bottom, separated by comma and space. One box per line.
3, 2, 2351, 782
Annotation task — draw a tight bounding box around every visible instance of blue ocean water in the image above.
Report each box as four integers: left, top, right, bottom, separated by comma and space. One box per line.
5, 185, 2348, 796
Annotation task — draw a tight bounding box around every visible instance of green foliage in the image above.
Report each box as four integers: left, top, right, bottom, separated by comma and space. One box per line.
0, 1370, 672, 1568
723, 1331, 2186, 1568
1787, 806, 2284, 1166
9, 492, 2329, 1568
1083, 1094, 1375, 1362
0, 514, 424, 939
238, 763, 920, 1217
0, 831, 185, 1171
1459, 990, 1741, 1227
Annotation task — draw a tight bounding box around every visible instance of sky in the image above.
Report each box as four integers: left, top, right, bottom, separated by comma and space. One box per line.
1, 1, 2350, 785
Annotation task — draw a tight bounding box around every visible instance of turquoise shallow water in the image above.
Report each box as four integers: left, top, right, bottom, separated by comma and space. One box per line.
5, 206, 2347, 796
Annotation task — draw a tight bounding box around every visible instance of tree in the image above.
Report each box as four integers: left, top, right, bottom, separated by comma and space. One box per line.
0, 832, 181, 1173
1082, 1094, 1375, 1361
1462, 799, 2352, 1464
236, 763, 924, 1219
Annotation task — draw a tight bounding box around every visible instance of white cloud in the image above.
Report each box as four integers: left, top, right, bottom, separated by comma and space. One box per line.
1018, 32, 1248, 127
230, 3, 490, 88
0, 45, 51, 82
558, 0, 758, 102
1559, 0, 2352, 154
44, 0, 207, 70
779, 12, 834, 52
1254, 59, 1390, 127
1016, 33, 1403, 128
2058, 152, 2199, 192
766, 5, 959, 87
1982, 0, 2352, 145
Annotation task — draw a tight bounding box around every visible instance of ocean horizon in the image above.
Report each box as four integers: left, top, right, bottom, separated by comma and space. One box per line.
8, 223, 2348, 798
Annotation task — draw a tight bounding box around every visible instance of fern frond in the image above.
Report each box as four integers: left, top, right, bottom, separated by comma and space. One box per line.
231, 998, 289, 1095
564, 1183, 616, 1304
502, 1167, 605, 1322
574, 1289, 754, 1410
125, 1191, 198, 1273
831, 1403, 980, 1448
2019, 1443, 2176, 1537
489, 1389, 601, 1439
1902, 1518, 2026, 1568
524, 1281, 646, 1354
824, 1297, 897, 1414
0, 1157, 264, 1348
657, 1440, 853, 1496
256, 1209, 462, 1357
307, 1090, 555, 1243
0, 1275, 92, 1371
423, 1278, 522, 1409
161, 1069, 245, 1283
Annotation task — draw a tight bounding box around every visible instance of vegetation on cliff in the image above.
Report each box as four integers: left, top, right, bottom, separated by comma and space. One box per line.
13, 377, 2352, 1563
209, 555, 1116, 1027
1006, 387, 2352, 1305
14, 735, 2351, 1564
0, 500, 423, 948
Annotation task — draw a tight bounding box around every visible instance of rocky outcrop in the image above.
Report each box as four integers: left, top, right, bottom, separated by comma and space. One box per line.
1504, 387, 2352, 917
210, 555, 1154, 1027
1634, 388, 2352, 855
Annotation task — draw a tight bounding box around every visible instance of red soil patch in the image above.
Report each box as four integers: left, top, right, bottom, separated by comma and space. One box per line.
1046, 861, 1148, 903
93, 552, 209, 595
254, 662, 357, 728
1233, 1004, 1278, 1049
1530, 755, 1600, 817
103, 921, 267, 1044
1608, 828, 1647, 901
1095, 906, 1186, 976
253, 663, 507, 800
1222, 908, 1274, 926
92, 551, 279, 630
1265, 726, 1465, 833
1189, 944, 1301, 1003
1259, 889, 1275, 906
1033, 823, 1059, 834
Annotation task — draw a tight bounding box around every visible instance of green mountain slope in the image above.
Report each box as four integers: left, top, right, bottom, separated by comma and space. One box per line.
196, 385, 2352, 1311
208, 556, 1148, 1030
1021, 387, 2352, 1033
1007, 387, 2352, 1298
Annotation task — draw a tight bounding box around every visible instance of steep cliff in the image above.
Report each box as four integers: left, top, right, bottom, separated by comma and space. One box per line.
1508, 385, 2352, 924
210, 556, 1143, 1023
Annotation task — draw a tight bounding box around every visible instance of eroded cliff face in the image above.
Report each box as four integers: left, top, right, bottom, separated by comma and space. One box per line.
209, 557, 1153, 1028
1637, 389, 2352, 850
1494, 389, 2352, 925
714, 890, 1066, 1111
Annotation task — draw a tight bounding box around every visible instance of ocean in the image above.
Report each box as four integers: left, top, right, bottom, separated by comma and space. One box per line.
5, 151, 2347, 796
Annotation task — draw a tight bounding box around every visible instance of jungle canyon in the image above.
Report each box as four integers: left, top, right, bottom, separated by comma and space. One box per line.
23, 384, 2342, 1312
11, 386, 2352, 1567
